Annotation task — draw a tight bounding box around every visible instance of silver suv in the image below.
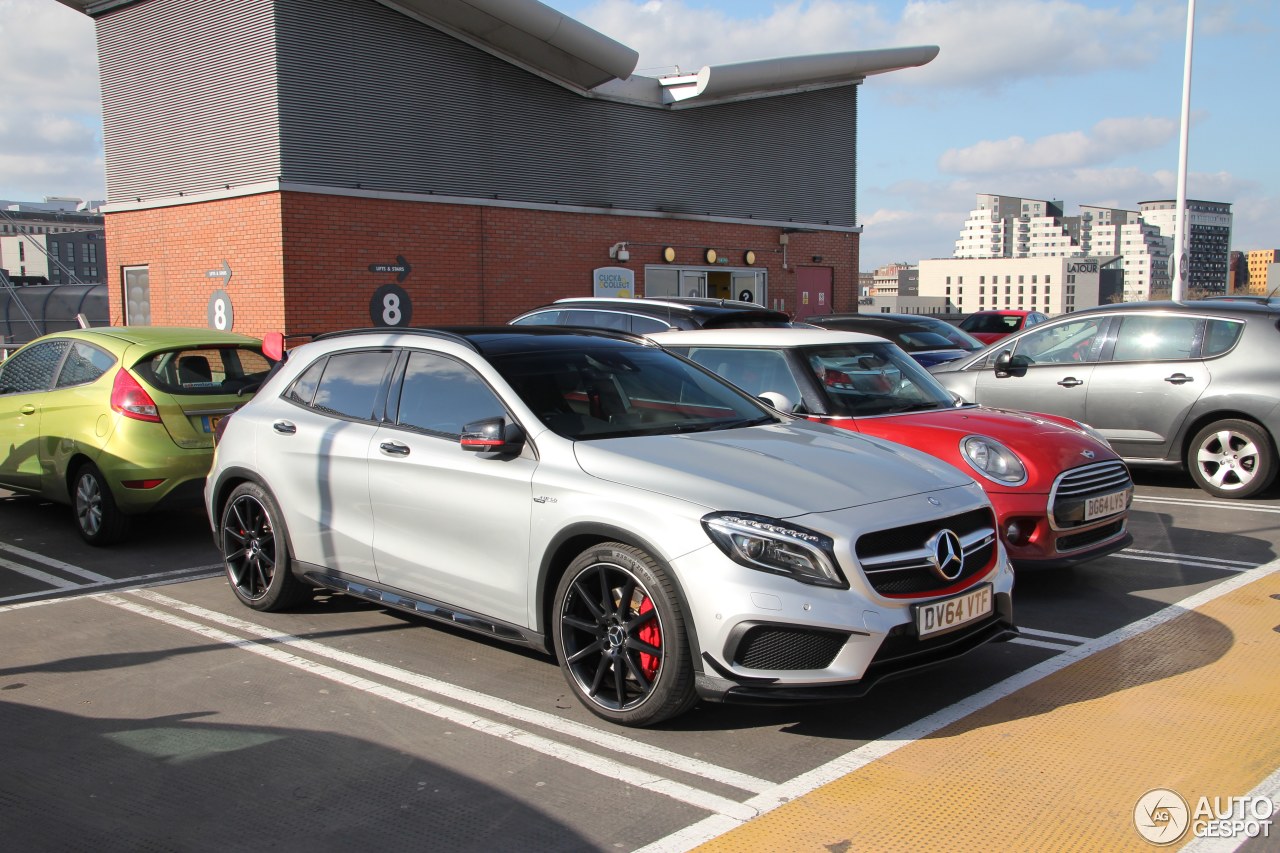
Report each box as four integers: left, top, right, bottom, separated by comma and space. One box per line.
206, 327, 1015, 726
929, 300, 1280, 498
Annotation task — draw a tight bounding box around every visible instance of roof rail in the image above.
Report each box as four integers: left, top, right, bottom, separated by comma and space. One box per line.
311, 327, 481, 352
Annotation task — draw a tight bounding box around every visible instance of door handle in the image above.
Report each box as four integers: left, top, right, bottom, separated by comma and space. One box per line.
272, 420, 296, 435
379, 441, 410, 457
20, 405, 35, 415
1056, 377, 1084, 388
1164, 373, 1194, 385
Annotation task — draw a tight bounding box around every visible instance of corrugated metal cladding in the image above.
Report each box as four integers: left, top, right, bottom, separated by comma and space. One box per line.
97, 0, 282, 203
276, 0, 858, 227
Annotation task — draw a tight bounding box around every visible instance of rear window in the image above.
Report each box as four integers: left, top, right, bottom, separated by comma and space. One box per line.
134, 346, 273, 396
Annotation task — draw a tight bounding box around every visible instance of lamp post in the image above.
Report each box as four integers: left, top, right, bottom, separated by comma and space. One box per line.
1171, 0, 1196, 302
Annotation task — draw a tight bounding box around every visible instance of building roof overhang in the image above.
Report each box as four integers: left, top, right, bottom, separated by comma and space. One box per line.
60, 0, 937, 109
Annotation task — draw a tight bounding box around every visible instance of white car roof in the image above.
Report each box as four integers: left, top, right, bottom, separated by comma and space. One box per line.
648, 327, 887, 347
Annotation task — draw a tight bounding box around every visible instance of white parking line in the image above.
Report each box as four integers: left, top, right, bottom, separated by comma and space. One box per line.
1121, 548, 1255, 569
100, 593, 761, 821
131, 589, 774, 796
0, 566, 221, 606
0, 556, 78, 588
636, 559, 1280, 852
1113, 553, 1257, 573
1017, 627, 1090, 644
1133, 496, 1280, 514
0, 542, 112, 582
1010, 637, 1079, 652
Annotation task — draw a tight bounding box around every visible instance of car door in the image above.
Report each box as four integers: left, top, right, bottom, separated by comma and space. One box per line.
41, 341, 118, 494
968, 315, 1111, 423
369, 349, 536, 627
265, 349, 395, 579
0, 339, 70, 492
1083, 313, 1209, 460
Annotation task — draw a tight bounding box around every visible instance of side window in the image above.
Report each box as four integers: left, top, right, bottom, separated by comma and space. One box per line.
393, 351, 504, 436
1203, 319, 1243, 357
56, 342, 116, 388
1012, 317, 1108, 364
307, 350, 393, 420
510, 310, 561, 326
629, 315, 671, 335
287, 357, 327, 405
562, 309, 628, 331
1111, 315, 1201, 362
0, 340, 71, 393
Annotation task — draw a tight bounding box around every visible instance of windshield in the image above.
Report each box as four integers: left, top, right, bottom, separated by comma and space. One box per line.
894, 330, 960, 351
801, 342, 956, 417
960, 313, 1024, 334
488, 345, 775, 440
912, 318, 985, 350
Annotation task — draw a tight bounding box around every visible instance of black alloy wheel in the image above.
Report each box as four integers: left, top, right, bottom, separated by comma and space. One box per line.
220, 481, 310, 611
554, 543, 695, 726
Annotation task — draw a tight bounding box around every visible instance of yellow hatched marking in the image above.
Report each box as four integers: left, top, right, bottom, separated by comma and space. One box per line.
699, 573, 1280, 852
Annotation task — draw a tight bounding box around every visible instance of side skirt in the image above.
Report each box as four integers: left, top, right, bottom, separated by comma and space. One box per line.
297, 563, 550, 654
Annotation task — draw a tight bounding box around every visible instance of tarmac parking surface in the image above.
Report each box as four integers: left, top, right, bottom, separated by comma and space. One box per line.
1, 469, 1277, 851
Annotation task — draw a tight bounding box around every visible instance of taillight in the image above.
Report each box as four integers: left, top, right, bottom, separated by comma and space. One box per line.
110, 370, 162, 422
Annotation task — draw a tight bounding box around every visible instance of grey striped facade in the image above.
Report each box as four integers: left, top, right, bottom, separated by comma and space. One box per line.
96, 0, 859, 228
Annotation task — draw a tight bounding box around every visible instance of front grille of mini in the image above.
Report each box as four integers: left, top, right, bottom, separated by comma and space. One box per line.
1051, 461, 1133, 528
732, 626, 848, 671
855, 508, 997, 596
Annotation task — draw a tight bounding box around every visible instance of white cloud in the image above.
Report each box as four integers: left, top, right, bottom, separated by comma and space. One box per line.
576, 0, 1179, 89
0, 0, 103, 200
938, 117, 1178, 174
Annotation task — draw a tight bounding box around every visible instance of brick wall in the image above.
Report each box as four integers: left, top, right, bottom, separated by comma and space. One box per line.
106, 190, 860, 337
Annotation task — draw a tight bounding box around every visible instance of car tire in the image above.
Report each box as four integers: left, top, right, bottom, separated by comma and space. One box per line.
220, 481, 312, 611
1188, 419, 1277, 499
553, 543, 697, 727
73, 461, 130, 546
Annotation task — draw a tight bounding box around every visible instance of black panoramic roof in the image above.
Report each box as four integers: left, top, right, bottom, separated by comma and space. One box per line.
314, 324, 651, 356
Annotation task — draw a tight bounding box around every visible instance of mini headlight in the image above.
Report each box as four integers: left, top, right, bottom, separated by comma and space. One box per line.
960, 435, 1027, 485
701, 512, 845, 588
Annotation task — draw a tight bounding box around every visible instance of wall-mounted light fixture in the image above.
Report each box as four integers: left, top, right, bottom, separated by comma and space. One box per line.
608, 241, 630, 262
662, 246, 676, 263
704, 248, 718, 264
743, 250, 756, 265
812, 256, 824, 263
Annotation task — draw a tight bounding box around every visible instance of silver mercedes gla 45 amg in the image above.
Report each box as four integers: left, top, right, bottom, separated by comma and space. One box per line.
205, 327, 1016, 726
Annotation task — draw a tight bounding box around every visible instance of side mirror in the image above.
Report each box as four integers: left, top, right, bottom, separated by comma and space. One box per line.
993, 350, 1031, 378
460, 416, 525, 455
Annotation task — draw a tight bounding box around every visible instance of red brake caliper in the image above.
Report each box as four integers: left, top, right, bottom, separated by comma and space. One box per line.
637, 596, 661, 679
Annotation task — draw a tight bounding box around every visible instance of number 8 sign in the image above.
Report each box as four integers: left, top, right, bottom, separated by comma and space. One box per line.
207, 289, 233, 331
371, 283, 412, 327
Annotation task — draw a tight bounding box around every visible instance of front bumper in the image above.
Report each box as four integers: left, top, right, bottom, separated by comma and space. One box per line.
671, 486, 1017, 704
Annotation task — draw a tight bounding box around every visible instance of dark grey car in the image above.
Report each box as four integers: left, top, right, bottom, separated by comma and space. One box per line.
928, 301, 1280, 499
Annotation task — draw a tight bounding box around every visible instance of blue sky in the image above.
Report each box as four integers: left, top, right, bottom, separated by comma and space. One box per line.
3, 0, 1276, 270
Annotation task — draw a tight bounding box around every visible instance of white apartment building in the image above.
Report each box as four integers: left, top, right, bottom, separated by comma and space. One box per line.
919, 256, 1107, 316
1079, 205, 1171, 301
954, 194, 1074, 259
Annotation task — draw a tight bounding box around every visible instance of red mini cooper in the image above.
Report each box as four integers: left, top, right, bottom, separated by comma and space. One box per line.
655, 327, 1133, 569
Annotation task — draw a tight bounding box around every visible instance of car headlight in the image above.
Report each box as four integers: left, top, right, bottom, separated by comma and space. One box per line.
701, 512, 846, 588
960, 435, 1027, 485
1073, 421, 1113, 450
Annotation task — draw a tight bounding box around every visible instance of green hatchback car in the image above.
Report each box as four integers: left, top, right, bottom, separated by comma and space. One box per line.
0, 327, 272, 544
